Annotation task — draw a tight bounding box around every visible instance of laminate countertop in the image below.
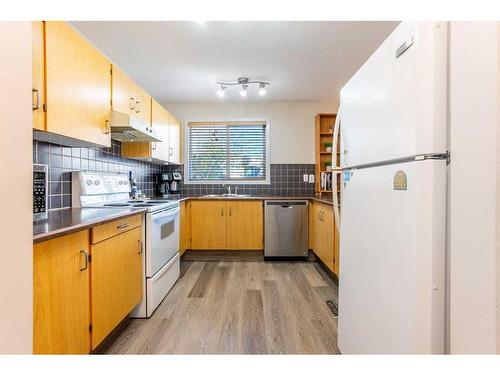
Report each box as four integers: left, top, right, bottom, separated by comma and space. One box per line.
33, 207, 147, 244
177, 195, 335, 206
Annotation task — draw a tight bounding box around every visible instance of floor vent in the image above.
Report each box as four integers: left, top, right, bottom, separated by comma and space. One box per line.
326, 300, 338, 317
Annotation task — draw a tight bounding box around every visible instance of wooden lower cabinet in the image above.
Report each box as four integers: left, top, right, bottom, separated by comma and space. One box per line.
190, 200, 227, 249
189, 200, 263, 250
227, 201, 263, 250
90, 226, 143, 349
310, 201, 336, 274
33, 230, 91, 354
34, 216, 144, 354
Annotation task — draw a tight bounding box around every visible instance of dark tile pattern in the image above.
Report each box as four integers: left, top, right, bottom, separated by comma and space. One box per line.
163, 164, 316, 197
33, 139, 162, 210
33, 139, 316, 210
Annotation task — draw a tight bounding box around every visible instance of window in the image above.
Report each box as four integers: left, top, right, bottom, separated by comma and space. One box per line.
186, 121, 269, 183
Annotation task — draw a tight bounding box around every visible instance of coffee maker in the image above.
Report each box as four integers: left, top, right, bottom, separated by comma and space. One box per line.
157, 172, 182, 197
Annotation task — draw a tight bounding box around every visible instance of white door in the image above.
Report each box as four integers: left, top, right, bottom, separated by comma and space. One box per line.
340, 22, 447, 167
338, 160, 446, 354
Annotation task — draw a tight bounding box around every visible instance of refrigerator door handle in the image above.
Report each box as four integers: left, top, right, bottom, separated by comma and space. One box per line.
332, 108, 342, 233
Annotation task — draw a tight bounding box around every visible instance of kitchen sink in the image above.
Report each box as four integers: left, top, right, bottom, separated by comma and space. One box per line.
202, 194, 251, 198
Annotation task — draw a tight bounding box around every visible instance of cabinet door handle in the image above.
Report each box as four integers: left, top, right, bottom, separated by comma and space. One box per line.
103, 119, 110, 135
117, 223, 129, 229
152, 142, 157, 150
138, 240, 143, 254
221, 207, 224, 216
32, 89, 39, 110
129, 97, 136, 110
80, 250, 89, 271
135, 101, 140, 113
229, 207, 232, 216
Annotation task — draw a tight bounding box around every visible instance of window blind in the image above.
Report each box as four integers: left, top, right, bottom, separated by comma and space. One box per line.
188, 121, 267, 181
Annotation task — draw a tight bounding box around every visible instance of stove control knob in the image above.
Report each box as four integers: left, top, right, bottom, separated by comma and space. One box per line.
86, 179, 92, 186
118, 180, 123, 185
94, 180, 100, 186
124, 180, 129, 186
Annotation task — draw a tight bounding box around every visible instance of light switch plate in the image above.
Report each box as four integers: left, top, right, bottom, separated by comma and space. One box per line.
308, 174, 314, 183
303, 174, 308, 182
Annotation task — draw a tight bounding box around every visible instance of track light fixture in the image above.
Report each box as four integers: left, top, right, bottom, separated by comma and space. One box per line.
216, 77, 269, 98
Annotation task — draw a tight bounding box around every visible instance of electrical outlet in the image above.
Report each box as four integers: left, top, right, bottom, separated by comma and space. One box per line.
309, 174, 315, 183
303, 174, 308, 182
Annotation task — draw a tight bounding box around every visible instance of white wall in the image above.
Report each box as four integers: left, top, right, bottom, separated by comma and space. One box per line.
165, 102, 338, 164
0, 22, 33, 353
449, 21, 498, 354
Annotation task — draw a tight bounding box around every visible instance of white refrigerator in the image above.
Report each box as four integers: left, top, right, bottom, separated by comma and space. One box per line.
336, 22, 449, 354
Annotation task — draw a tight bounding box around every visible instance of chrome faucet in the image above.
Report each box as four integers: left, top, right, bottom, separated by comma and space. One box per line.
223, 184, 231, 195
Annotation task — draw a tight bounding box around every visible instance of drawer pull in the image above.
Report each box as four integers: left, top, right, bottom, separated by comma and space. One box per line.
138, 240, 143, 254
117, 223, 129, 229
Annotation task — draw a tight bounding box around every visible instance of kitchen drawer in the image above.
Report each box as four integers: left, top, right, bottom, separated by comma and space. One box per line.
91, 214, 143, 244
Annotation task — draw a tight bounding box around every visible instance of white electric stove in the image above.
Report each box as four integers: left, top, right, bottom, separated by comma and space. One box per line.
72, 171, 180, 318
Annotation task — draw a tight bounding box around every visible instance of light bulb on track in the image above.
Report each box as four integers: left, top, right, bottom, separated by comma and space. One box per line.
217, 84, 226, 98
258, 82, 266, 96
240, 84, 248, 97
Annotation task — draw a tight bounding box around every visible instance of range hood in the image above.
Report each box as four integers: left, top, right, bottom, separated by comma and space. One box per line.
108, 111, 162, 142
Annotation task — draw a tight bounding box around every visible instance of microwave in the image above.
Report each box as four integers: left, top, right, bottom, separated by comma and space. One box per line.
33, 164, 48, 220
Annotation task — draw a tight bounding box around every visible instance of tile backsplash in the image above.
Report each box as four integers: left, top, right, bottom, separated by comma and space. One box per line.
164, 164, 316, 197
33, 139, 162, 210
33, 139, 316, 210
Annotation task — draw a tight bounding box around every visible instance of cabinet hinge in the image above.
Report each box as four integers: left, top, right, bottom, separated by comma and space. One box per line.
88, 254, 92, 263
89, 324, 93, 333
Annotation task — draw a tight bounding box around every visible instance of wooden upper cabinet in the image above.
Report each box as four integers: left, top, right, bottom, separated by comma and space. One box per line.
33, 230, 91, 354
227, 201, 264, 250
151, 98, 170, 162
111, 64, 137, 115
43, 22, 111, 147
90, 226, 143, 349
135, 86, 151, 126
32, 21, 46, 131
169, 114, 181, 164
190, 201, 227, 250
111, 64, 151, 126
121, 98, 170, 162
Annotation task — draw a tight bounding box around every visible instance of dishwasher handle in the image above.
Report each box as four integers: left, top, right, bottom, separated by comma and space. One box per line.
265, 201, 308, 206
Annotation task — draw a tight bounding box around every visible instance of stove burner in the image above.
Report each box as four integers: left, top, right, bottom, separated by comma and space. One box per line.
104, 203, 131, 207
128, 200, 144, 203
147, 200, 171, 203
133, 203, 155, 207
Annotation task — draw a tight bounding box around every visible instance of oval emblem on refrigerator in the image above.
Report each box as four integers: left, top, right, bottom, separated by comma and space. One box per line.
393, 170, 407, 190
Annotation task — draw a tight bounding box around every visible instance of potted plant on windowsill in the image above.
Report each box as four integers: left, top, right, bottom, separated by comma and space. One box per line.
325, 160, 332, 171
324, 141, 333, 153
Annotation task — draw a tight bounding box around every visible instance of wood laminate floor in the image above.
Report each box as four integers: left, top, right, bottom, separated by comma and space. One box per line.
105, 258, 339, 354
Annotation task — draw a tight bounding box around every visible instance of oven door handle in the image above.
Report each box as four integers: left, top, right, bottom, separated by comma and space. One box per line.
151, 207, 180, 220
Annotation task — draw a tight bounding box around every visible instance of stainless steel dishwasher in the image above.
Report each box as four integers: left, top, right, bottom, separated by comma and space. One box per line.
264, 200, 309, 257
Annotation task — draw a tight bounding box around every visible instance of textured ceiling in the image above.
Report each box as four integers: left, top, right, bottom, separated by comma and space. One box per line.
72, 21, 399, 104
